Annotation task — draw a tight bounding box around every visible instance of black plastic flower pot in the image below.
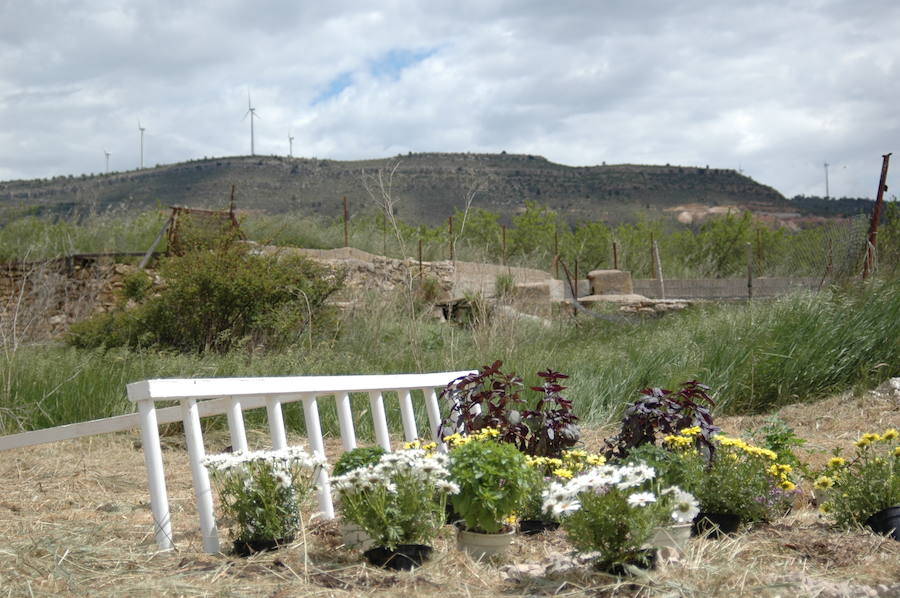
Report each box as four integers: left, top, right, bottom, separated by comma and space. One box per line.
595, 549, 657, 576
691, 512, 741, 538
363, 544, 433, 570
864, 506, 900, 541
518, 519, 560, 535
233, 535, 294, 557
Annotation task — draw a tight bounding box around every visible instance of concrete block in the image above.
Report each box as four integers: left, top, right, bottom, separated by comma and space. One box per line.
587, 269, 634, 295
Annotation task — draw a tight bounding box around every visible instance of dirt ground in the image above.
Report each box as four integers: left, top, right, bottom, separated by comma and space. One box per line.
1, 381, 899, 597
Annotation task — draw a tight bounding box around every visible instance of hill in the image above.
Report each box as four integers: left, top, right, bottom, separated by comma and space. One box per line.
0, 153, 873, 225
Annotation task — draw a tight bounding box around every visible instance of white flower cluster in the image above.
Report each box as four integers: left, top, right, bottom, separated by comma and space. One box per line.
331, 448, 459, 497
541, 462, 698, 523
203, 446, 326, 473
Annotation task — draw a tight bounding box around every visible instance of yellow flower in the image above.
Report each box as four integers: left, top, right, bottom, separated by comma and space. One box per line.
552, 468, 574, 479
882, 428, 898, 441
779, 480, 796, 492
679, 426, 701, 437
827, 457, 846, 468
814, 476, 834, 489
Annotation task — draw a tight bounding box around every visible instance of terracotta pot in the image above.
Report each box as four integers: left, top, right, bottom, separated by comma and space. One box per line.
363, 544, 432, 570
865, 505, 900, 541
691, 512, 741, 538
232, 535, 294, 556
456, 527, 514, 559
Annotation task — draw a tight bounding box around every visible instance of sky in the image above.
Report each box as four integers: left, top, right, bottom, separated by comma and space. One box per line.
0, 0, 897, 200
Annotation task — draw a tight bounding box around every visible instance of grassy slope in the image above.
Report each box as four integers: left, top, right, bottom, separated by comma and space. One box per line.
2, 280, 898, 437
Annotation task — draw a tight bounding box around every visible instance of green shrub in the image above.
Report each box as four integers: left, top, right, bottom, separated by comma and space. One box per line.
67, 244, 344, 353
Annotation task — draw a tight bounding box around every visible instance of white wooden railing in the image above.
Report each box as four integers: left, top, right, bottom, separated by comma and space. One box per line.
0, 371, 473, 554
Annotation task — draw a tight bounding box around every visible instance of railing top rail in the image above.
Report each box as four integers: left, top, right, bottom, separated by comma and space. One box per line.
126, 371, 474, 403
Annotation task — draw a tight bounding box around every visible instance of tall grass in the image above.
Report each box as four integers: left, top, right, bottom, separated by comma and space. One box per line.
2, 280, 897, 440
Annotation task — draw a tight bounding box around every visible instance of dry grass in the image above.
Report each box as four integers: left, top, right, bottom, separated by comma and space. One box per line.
2, 384, 899, 597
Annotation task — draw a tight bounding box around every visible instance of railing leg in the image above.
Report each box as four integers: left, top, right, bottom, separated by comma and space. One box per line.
182, 399, 219, 553
398, 389, 418, 442
226, 397, 248, 453
335, 392, 357, 451
301, 394, 334, 519
266, 396, 288, 450
137, 400, 174, 551
423, 388, 445, 451
368, 391, 391, 451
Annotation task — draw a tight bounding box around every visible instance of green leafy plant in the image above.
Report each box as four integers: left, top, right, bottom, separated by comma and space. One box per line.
331, 448, 457, 550
447, 430, 532, 533
664, 431, 797, 523
818, 428, 899, 528
67, 242, 344, 353
439, 361, 580, 459
605, 381, 719, 460
332, 446, 386, 477
543, 461, 698, 572
202, 446, 324, 547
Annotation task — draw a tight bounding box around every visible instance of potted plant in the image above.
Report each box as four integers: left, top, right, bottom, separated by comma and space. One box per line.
518, 450, 607, 535
661, 431, 799, 536
817, 428, 899, 540
542, 461, 698, 575
331, 447, 458, 569
203, 446, 325, 555
447, 429, 532, 559
440, 361, 580, 459
331, 446, 386, 549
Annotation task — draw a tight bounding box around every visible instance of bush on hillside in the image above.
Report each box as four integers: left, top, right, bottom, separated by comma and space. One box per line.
67, 244, 344, 353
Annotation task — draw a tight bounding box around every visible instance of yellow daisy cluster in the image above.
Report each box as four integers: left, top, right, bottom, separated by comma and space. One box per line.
663, 434, 694, 449
442, 427, 502, 448
525, 449, 605, 478
402, 439, 439, 454
714, 434, 778, 460
855, 428, 899, 448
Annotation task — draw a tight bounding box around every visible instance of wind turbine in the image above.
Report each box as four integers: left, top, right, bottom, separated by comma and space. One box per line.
104, 149, 111, 173
244, 93, 260, 156
138, 120, 146, 169
288, 130, 294, 158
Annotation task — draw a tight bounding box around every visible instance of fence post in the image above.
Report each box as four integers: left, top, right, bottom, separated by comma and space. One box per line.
652, 240, 665, 299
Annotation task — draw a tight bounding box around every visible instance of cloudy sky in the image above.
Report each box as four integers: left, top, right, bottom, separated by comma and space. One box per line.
1, 0, 897, 199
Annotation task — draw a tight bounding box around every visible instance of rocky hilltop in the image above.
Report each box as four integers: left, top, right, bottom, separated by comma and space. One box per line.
0, 152, 869, 226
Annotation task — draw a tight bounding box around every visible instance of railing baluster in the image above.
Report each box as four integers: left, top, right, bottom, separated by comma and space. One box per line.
300, 393, 335, 519
182, 398, 219, 553
335, 392, 357, 451
368, 390, 391, 451
398, 389, 418, 442
266, 396, 287, 450
226, 397, 248, 453
137, 399, 174, 551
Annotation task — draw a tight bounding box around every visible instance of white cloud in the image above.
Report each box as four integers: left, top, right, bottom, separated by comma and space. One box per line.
0, 0, 896, 200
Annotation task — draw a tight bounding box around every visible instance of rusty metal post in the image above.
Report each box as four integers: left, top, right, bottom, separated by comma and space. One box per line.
863, 153, 892, 279
747, 242, 753, 300
343, 196, 349, 248
448, 216, 454, 261
554, 228, 560, 278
